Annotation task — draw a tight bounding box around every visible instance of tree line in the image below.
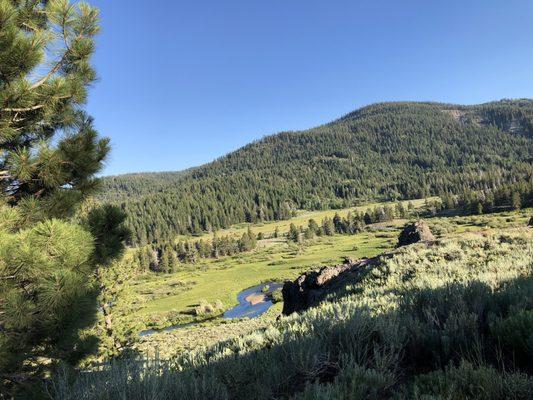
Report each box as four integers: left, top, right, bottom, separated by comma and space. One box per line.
133, 228, 258, 273
128, 176, 533, 275
287, 202, 411, 243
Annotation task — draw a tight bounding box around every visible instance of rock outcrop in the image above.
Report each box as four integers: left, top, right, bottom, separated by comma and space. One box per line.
396, 220, 435, 247
282, 257, 376, 315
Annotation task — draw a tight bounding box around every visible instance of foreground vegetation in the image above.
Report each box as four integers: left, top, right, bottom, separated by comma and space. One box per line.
86, 204, 529, 358
0, 2, 128, 397
53, 225, 533, 399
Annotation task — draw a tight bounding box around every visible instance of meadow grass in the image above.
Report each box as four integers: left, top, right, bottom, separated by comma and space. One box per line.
125, 206, 531, 333
134, 230, 398, 317
172, 197, 432, 242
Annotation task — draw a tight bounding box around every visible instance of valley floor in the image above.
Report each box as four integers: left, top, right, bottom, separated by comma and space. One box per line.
108, 203, 531, 360
57, 208, 533, 400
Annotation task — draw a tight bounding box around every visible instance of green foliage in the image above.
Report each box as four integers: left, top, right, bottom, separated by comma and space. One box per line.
0, 2, 130, 396
270, 288, 283, 303
131, 229, 259, 274
100, 100, 533, 245
412, 362, 533, 400
490, 310, 533, 365
195, 299, 224, 316
238, 227, 257, 252
0, 0, 108, 219
287, 223, 301, 243
455, 179, 533, 215
0, 219, 96, 372
53, 230, 533, 399
84, 204, 130, 264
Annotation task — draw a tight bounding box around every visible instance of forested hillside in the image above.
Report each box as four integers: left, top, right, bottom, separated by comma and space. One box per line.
100, 100, 533, 245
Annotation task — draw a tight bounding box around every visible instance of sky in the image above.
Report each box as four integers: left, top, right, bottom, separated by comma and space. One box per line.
86, 0, 533, 176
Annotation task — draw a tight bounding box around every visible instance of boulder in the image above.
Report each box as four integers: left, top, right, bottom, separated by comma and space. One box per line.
397, 220, 435, 247
282, 258, 375, 315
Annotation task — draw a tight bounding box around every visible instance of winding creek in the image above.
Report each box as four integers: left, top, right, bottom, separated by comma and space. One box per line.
223, 282, 283, 319
139, 281, 282, 337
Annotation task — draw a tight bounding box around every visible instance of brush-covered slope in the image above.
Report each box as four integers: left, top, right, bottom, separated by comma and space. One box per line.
101, 100, 533, 244
54, 228, 533, 399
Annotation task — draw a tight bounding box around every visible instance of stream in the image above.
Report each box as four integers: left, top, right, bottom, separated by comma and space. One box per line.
223, 282, 283, 319
139, 281, 283, 337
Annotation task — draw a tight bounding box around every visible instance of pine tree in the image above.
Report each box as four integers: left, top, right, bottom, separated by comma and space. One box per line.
287, 223, 300, 243
0, 3, 128, 392
1, 1, 107, 220
333, 213, 343, 233
159, 251, 171, 273
322, 217, 335, 236
396, 202, 406, 218
308, 219, 319, 234
304, 227, 315, 240
0, 214, 96, 384
511, 191, 521, 210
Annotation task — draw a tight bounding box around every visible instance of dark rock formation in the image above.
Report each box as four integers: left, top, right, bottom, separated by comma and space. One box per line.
282, 258, 376, 315
397, 220, 435, 247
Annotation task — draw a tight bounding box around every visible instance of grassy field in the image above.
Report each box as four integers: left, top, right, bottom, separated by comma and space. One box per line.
131, 198, 436, 324
125, 200, 531, 335
134, 227, 399, 317
173, 197, 432, 242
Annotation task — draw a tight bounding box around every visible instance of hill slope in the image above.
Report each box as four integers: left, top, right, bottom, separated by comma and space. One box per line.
55, 228, 533, 399
100, 99, 533, 245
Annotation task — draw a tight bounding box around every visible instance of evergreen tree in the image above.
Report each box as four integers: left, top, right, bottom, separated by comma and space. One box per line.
0, 0, 107, 219
396, 202, 406, 218
304, 227, 315, 240
322, 217, 335, 236
287, 223, 300, 243
159, 250, 171, 273
333, 213, 343, 233
308, 219, 319, 234
511, 191, 521, 210
238, 227, 257, 251
364, 210, 372, 225
0, 2, 128, 394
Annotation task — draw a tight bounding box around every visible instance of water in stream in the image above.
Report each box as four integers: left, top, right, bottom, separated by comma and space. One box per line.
223, 282, 283, 319
139, 281, 282, 337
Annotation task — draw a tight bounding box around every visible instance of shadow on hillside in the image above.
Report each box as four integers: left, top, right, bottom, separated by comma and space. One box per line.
56, 272, 533, 400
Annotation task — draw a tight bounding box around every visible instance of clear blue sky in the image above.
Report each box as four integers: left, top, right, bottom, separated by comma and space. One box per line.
86, 0, 533, 176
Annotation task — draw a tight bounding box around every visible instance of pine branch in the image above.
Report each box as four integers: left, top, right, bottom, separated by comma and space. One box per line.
2, 95, 72, 112
29, 3, 76, 90
2, 104, 46, 113
29, 58, 66, 90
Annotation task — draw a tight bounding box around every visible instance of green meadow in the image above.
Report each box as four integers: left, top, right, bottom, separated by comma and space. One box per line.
172, 198, 432, 242
134, 229, 397, 317
125, 201, 531, 334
